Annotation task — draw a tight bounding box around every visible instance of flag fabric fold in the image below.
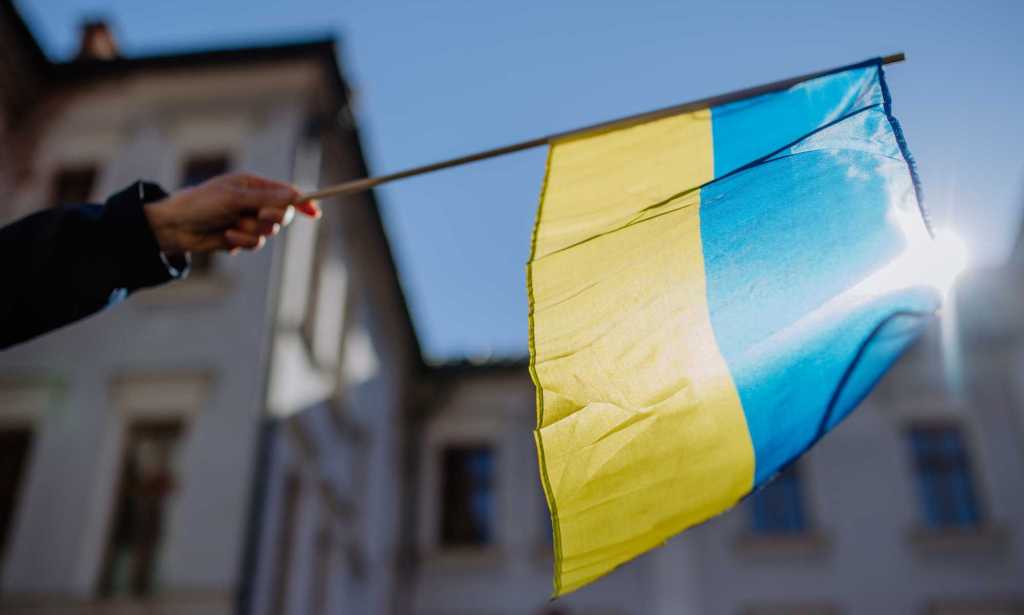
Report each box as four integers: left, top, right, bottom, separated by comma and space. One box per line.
527, 59, 937, 595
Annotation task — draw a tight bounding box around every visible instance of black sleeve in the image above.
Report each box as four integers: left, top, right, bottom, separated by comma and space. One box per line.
0, 180, 187, 349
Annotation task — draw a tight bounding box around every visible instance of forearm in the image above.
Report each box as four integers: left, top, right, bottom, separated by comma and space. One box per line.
0, 181, 184, 349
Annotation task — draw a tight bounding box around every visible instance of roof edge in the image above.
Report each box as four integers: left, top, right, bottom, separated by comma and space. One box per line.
54, 36, 335, 70
3, 0, 50, 70
427, 357, 530, 378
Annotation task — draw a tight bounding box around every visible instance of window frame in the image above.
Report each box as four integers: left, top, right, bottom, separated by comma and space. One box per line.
734, 459, 831, 558
438, 443, 497, 549
0, 427, 34, 561
418, 408, 506, 566
94, 372, 210, 599
749, 462, 812, 536
905, 421, 985, 530
0, 380, 59, 571
97, 418, 186, 598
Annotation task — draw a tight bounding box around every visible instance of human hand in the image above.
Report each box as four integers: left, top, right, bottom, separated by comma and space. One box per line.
143, 173, 321, 256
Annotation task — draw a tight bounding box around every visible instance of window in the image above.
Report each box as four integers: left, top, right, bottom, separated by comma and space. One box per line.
440, 446, 494, 547
180, 154, 231, 275
908, 425, 982, 529
0, 428, 33, 557
99, 420, 184, 597
750, 464, 808, 534
51, 165, 97, 207
181, 154, 229, 189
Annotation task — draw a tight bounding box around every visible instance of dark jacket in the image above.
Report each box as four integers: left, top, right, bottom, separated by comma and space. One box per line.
0, 181, 185, 349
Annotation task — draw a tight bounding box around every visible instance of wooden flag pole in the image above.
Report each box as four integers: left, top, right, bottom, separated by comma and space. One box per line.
299, 53, 905, 202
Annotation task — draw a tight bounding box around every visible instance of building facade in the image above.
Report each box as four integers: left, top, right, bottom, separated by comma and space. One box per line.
0, 3, 1022, 615
0, 3, 419, 614
408, 306, 1024, 615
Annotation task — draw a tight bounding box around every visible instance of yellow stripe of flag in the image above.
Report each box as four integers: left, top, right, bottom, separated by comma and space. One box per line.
528, 109, 755, 596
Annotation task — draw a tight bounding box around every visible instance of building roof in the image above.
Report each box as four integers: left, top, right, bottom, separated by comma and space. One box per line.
1, 0, 48, 71
51, 38, 350, 103
427, 357, 530, 379
5, 0, 347, 97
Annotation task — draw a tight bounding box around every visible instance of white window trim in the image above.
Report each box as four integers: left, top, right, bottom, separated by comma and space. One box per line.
0, 379, 60, 579
75, 371, 213, 597
419, 417, 503, 565
110, 373, 213, 421
0, 379, 61, 428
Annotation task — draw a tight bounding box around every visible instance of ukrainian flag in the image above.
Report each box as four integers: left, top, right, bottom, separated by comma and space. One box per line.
528, 59, 938, 595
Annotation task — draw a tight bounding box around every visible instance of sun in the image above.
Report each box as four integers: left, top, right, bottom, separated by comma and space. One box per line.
926, 229, 970, 298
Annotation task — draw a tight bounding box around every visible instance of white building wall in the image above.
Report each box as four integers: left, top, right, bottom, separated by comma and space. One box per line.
411, 368, 656, 615
249, 404, 364, 615
700, 389, 1022, 615
255, 111, 422, 615
411, 304, 1024, 615
0, 62, 323, 613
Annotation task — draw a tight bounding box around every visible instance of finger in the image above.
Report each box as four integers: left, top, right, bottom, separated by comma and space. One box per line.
235, 175, 317, 219
294, 199, 322, 219
257, 205, 295, 226
237, 173, 298, 193
234, 217, 280, 237
225, 229, 266, 251
229, 174, 300, 211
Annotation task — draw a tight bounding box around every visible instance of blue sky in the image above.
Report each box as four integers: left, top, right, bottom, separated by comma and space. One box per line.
17, 0, 1024, 361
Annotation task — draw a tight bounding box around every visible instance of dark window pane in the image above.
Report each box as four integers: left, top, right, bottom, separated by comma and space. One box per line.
180, 155, 230, 275
0, 429, 33, 555
52, 166, 97, 207
181, 155, 229, 188
441, 446, 494, 546
751, 464, 807, 534
99, 420, 183, 597
908, 426, 981, 528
